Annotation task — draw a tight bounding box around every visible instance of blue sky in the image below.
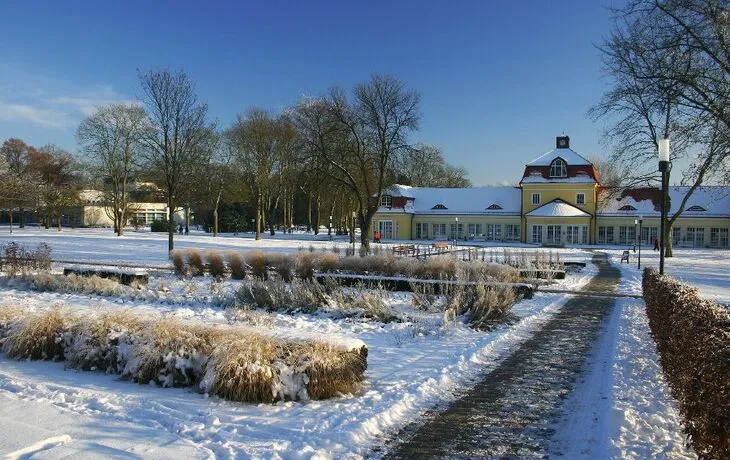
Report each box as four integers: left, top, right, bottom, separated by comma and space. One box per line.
0, 0, 620, 185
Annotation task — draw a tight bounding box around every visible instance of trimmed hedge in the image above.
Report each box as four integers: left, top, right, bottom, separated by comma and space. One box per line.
643, 268, 729, 459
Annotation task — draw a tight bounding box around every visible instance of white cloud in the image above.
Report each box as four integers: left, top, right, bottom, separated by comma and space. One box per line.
0, 101, 74, 128
49, 85, 137, 116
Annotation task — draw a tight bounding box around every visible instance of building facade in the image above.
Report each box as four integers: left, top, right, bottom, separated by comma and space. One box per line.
373, 136, 730, 247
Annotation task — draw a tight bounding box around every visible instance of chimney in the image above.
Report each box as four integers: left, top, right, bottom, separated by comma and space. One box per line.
556, 135, 570, 149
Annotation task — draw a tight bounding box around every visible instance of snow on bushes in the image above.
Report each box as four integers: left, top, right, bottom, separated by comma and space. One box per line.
643, 268, 729, 459
1, 241, 52, 276
171, 249, 519, 283
0, 305, 368, 403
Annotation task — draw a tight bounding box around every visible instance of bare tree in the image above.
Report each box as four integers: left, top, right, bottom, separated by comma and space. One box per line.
0, 138, 40, 231
399, 143, 471, 187
595, 0, 730, 256
77, 103, 148, 236
297, 75, 420, 247
226, 108, 278, 240
138, 69, 215, 251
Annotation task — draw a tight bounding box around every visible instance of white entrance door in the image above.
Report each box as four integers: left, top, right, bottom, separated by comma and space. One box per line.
546, 225, 561, 245
379, 220, 393, 240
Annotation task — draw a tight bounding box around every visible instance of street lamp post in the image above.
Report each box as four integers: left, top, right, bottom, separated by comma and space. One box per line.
454, 217, 459, 247
329, 215, 333, 240
658, 139, 670, 275
636, 216, 643, 270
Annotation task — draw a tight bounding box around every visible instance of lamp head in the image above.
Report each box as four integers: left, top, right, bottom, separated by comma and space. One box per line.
658, 138, 670, 163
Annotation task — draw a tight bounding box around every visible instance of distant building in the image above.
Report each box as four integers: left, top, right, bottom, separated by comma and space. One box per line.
64, 189, 185, 228
373, 136, 730, 247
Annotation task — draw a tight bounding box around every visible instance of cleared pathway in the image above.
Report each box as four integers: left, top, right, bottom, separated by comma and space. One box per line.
383, 253, 621, 458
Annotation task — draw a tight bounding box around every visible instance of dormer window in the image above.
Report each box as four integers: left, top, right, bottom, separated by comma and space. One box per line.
380, 195, 392, 207
432, 204, 448, 210
619, 205, 637, 211
549, 158, 567, 178
487, 204, 503, 210
687, 205, 706, 212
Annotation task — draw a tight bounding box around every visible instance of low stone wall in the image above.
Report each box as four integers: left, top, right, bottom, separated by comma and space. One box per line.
642, 268, 729, 459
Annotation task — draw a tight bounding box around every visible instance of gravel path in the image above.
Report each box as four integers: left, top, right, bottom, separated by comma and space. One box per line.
383, 252, 621, 458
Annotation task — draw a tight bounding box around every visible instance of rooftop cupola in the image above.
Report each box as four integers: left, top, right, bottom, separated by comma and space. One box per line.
556, 135, 570, 149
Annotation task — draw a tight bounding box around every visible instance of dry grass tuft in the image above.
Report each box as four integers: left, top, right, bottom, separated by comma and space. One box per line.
3, 308, 71, 360
293, 253, 316, 280
27, 273, 125, 297
316, 253, 340, 273
170, 249, 186, 276
291, 341, 368, 399
206, 251, 226, 279
246, 251, 267, 280
202, 335, 280, 402
226, 251, 247, 279
186, 249, 205, 276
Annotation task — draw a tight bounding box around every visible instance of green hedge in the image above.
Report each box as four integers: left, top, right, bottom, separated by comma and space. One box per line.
643, 268, 729, 459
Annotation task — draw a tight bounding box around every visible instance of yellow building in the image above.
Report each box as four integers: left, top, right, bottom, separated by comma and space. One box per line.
374, 136, 730, 247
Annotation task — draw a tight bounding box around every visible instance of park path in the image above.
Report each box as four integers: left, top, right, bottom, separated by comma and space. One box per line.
382, 252, 621, 459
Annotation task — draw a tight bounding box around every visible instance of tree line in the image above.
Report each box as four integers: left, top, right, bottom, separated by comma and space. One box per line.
1, 71, 470, 251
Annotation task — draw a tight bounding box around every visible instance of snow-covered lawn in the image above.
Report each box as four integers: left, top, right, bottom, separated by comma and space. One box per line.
0, 228, 725, 458
0, 228, 592, 457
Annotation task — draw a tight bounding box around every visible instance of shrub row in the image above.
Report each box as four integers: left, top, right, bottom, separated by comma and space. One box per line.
1, 242, 52, 276
0, 305, 367, 403
642, 268, 729, 459
171, 249, 519, 283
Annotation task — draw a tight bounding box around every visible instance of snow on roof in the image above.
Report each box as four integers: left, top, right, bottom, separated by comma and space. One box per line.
383, 184, 521, 215
526, 148, 592, 167
526, 199, 591, 218
520, 170, 597, 184
599, 186, 730, 217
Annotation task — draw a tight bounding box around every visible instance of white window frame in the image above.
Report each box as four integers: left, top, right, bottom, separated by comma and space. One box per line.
532, 193, 541, 205
532, 225, 543, 243
576, 193, 585, 205
379, 195, 392, 207
549, 158, 567, 178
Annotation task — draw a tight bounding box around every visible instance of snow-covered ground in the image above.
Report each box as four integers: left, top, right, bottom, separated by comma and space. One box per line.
550, 297, 695, 459
0, 228, 725, 458
0, 228, 591, 458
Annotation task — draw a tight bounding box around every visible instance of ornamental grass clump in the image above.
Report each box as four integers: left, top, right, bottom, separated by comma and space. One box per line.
170, 249, 186, 276
206, 250, 226, 279
246, 251, 267, 280
186, 249, 205, 276
27, 273, 125, 297
316, 253, 340, 273
3, 308, 71, 360
226, 251, 247, 280
293, 252, 316, 280
0, 305, 368, 403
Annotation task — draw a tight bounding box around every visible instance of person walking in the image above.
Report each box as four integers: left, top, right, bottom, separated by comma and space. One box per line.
653, 237, 659, 251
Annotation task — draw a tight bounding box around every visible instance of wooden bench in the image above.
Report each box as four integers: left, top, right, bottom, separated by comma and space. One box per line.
63, 266, 149, 285
392, 244, 416, 256
620, 250, 630, 264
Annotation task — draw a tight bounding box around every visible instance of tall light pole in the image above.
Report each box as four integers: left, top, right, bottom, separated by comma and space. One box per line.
454, 217, 459, 247
329, 215, 333, 240
658, 139, 670, 275
636, 216, 643, 270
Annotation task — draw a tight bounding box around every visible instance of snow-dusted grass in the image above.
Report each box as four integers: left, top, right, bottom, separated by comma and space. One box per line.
607, 247, 730, 305
0, 305, 367, 403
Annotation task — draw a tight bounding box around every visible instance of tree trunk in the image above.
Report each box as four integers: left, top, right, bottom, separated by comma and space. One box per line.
665, 224, 674, 258
306, 194, 312, 232
19, 208, 24, 228
213, 208, 219, 237
8, 210, 13, 234
168, 202, 175, 252
314, 194, 321, 235
57, 214, 62, 231
185, 204, 190, 234
255, 191, 262, 241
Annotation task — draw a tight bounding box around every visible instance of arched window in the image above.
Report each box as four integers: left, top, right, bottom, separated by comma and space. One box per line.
686, 205, 706, 212
486, 204, 503, 210
549, 158, 567, 178
432, 204, 448, 210
618, 205, 637, 211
